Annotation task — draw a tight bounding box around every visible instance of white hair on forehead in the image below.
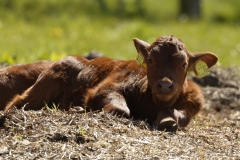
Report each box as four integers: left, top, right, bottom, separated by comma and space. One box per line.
152, 45, 160, 52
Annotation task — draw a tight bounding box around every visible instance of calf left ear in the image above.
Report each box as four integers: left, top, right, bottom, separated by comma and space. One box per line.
188, 52, 218, 71
133, 38, 150, 61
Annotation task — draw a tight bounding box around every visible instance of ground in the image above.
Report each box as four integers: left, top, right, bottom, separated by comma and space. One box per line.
0, 67, 239, 159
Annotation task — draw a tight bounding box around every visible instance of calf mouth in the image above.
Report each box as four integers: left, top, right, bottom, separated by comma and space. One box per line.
154, 93, 174, 102
157, 91, 172, 95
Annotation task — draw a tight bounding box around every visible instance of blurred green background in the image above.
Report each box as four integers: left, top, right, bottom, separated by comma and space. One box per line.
0, 0, 239, 66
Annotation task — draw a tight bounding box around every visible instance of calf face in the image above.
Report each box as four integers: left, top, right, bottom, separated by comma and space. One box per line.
134, 36, 217, 107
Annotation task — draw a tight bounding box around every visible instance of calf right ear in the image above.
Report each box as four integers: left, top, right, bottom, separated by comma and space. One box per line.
133, 38, 150, 60
188, 52, 218, 73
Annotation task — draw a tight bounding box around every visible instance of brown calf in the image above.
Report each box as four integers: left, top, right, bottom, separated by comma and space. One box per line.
5, 36, 218, 130
0, 61, 53, 110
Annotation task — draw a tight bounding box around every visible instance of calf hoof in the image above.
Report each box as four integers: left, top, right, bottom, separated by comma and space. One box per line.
158, 117, 178, 132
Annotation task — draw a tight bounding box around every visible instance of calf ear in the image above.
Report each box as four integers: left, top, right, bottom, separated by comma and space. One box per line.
133, 38, 150, 60
188, 52, 218, 71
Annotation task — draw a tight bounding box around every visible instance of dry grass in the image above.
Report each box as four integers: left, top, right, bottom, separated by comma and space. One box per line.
0, 108, 239, 159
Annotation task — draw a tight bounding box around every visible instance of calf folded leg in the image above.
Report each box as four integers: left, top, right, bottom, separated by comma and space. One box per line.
154, 108, 178, 131
85, 89, 130, 117
5, 71, 65, 111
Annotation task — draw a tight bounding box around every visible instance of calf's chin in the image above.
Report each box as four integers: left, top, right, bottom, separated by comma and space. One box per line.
155, 93, 175, 102
152, 90, 180, 108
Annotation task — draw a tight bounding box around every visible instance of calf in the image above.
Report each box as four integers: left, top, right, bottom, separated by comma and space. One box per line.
0, 61, 53, 110
5, 35, 218, 130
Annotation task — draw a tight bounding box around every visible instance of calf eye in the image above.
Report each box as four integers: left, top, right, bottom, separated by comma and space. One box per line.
182, 62, 187, 68
148, 59, 152, 64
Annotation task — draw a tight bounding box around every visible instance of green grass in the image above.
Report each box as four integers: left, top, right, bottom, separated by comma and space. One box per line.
0, 0, 239, 66
45, 102, 59, 113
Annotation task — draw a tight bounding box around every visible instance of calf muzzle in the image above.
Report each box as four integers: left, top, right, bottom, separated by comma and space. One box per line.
157, 77, 173, 94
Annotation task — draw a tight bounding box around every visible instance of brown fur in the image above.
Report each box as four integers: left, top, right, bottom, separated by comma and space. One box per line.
0, 61, 53, 110
4, 36, 218, 130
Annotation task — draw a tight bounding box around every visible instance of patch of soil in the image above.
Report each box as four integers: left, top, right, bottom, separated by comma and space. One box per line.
191, 67, 240, 119
0, 67, 239, 159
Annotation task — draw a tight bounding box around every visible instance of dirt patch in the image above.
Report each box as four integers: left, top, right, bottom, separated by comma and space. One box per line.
191, 67, 240, 119
0, 67, 239, 159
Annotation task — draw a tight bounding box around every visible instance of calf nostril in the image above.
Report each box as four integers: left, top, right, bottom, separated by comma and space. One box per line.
158, 83, 162, 88
158, 81, 173, 91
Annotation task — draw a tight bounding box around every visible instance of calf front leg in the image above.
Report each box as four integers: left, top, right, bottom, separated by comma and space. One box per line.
154, 108, 178, 131
155, 100, 203, 131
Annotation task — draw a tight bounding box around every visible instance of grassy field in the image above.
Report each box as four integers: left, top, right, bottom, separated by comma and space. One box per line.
0, 0, 240, 66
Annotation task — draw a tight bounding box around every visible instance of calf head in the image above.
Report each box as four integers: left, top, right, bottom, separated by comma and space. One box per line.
133, 35, 218, 107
